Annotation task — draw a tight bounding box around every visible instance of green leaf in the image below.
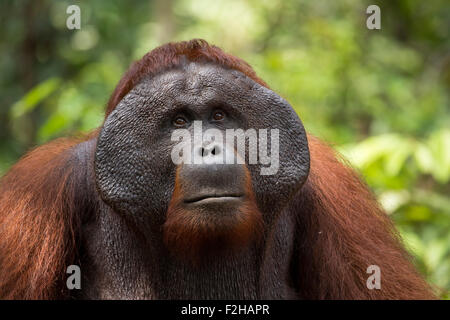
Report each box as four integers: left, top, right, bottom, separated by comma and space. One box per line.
10, 77, 61, 118
427, 129, 450, 183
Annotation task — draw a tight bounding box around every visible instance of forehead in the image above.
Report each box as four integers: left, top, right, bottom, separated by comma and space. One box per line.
130, 62, 259, 106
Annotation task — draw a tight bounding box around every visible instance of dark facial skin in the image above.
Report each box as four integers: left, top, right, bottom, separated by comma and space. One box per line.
80, 61, 309, 299
178, 156, 248, 222
95, 62, 309, 227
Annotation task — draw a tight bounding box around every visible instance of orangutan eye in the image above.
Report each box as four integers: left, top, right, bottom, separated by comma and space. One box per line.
212, 110, 225, 121
173, 116, 187, 127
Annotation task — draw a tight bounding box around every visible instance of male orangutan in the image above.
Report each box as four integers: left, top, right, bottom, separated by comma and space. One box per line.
0, 39, 435, 299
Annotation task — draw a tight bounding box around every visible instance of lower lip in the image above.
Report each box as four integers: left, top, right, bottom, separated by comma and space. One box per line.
185, 196, 243, 204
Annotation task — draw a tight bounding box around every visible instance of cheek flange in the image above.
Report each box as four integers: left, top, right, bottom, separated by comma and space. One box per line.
94, 93, 176, 223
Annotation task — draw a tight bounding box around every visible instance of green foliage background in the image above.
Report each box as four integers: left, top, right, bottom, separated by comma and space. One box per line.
0, 0, 448, 298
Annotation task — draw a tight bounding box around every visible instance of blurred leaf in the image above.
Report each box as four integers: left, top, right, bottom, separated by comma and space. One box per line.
10, 77, 61, 118
427, 129, 450, 183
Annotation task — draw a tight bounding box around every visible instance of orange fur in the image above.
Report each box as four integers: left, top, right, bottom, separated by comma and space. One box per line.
164, 167, 263, 263
293, 135, 436, 299
0, 137, 87, 299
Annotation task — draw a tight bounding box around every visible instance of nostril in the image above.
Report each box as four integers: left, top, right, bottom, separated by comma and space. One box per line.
211, 145, 221, 156
198, 144, 222, 158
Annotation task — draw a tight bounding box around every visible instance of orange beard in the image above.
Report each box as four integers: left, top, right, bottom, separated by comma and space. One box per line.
163, 168, 263, 263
